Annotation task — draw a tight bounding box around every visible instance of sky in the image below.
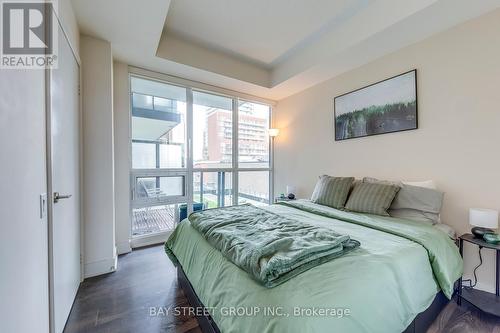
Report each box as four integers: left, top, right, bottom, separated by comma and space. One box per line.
335, 71, 416, 116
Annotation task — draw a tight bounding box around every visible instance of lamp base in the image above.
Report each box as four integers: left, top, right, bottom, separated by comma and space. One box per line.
471, 227, 494, 238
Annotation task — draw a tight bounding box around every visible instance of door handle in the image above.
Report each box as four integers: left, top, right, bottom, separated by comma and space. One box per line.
54, 192, 72, 203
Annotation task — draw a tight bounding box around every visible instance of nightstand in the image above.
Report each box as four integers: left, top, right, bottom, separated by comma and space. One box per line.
457, 233, 500, 317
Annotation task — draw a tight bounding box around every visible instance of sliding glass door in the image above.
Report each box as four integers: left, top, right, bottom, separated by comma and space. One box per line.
129, 74, 272, 239
130, 77, 188, 237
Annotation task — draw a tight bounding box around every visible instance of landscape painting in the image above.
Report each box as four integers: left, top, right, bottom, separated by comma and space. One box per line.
334, 70, 417, 141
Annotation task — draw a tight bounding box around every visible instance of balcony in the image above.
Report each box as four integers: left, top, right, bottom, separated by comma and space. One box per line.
132, 205, 176, 236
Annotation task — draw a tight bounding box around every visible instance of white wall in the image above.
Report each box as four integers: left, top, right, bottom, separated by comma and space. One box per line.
113, 61, 131, 254
275, 9, 500, 292
0, 0, 79, 331
80, 35, 117, 277
57, 0, 80, 58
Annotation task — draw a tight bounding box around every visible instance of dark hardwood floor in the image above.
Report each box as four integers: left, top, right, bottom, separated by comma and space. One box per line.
64, 245, 201, 333
427, 300, 500, 333
65, 245, 500, 333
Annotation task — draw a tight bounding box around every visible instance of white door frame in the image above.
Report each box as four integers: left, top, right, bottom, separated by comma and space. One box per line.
45, 7, 83, 333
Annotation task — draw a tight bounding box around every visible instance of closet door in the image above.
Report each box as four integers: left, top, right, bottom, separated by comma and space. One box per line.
0, 40, 50, 333
47, 20, 81, 333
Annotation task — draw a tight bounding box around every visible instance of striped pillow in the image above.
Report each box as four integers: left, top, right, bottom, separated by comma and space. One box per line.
345, 182, 400, 216
310, 175, 354, 209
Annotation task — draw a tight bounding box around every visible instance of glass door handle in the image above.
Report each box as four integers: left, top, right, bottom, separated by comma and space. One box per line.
53, 192, 72, 203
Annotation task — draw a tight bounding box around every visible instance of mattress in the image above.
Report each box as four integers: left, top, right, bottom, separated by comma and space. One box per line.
166, 200, 462, 333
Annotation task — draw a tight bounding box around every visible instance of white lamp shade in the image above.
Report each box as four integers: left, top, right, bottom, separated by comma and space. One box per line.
286, 185, 296, 195
268, 128, 280, 137
469, 208, 498, 229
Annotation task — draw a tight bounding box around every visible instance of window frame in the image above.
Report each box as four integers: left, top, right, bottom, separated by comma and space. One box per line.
130, 169, 188, 209
128, 68, 275, 238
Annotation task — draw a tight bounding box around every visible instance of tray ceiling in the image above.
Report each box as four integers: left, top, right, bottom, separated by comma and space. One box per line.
72, 0, 500, 100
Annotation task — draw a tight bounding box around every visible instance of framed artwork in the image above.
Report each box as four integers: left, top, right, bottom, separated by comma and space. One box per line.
334, 70, 418, 141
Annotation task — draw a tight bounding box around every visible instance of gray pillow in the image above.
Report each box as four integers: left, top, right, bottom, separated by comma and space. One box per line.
345, 182, 400, 216
363, 177, 402, 187
311, 175, 354, 209
388, 208, 440, 224
363, 177, 444, 224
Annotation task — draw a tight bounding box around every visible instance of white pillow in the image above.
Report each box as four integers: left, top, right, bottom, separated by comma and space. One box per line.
433, 223, 456, 239
402, 180, 437, 190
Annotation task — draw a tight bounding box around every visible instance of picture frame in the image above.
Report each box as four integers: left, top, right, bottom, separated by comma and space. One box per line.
334, 69, 418, 141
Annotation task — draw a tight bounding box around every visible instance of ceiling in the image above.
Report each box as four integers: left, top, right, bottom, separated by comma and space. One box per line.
71, 0, 500, 101
163, 0, 369, 66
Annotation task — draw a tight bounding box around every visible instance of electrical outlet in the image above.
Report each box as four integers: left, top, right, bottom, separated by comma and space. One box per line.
40, 193, 47, 219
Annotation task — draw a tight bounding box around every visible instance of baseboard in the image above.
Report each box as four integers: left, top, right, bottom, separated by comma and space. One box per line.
84, 255, 118, 278
130, 231, 171, 249
116, 240, 132, 255
471, 280, 495, 293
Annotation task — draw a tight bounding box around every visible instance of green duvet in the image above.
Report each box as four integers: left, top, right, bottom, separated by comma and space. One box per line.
184, 204, 360, 288
165, 200, 463, 333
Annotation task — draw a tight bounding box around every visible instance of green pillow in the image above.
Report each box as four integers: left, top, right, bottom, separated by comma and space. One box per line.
345, 182, 400, 216
310, 175, 354, 209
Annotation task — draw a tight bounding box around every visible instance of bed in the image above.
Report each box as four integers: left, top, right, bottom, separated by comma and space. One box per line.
165, 200, 462, 333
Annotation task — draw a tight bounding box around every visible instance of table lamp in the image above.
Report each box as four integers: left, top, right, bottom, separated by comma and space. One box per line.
286, 185, 296, 200
469, 208, 498, 238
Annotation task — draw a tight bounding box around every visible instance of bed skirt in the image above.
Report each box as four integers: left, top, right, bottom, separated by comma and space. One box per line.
176, 265, 450, 333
